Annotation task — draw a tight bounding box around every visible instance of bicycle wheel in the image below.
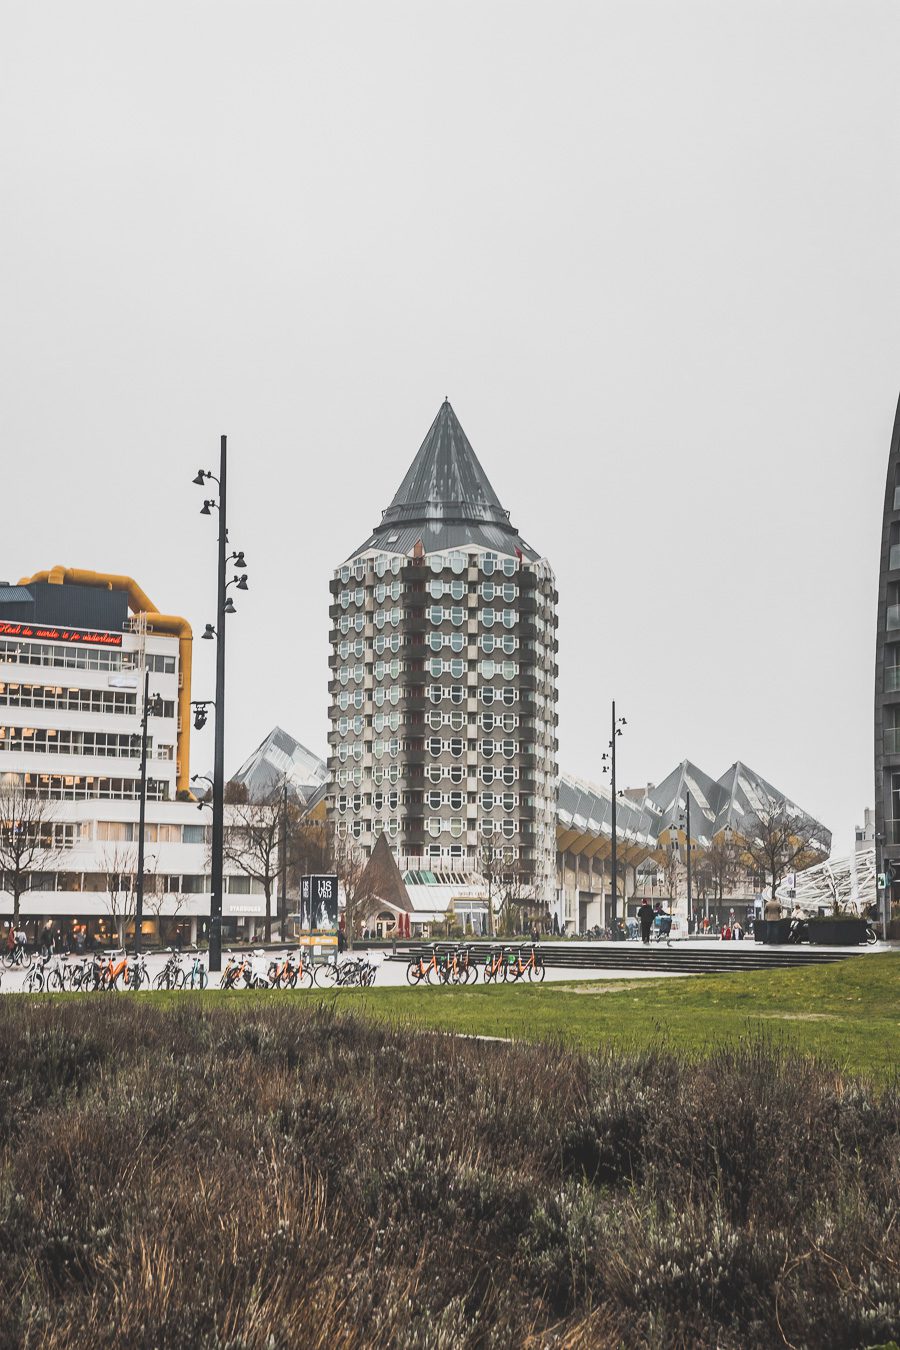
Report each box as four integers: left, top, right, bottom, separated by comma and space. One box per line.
315, 962, 337, 987
465, 964, 478, 984
528, 961, 545, 983
866, 926, 878, 945
25, 970, 43, 993
405, 961, 422, 986
296, 967, 314, 989
1, 951, 14, 971
48, 971, 65, 993
154, 970, 171, 990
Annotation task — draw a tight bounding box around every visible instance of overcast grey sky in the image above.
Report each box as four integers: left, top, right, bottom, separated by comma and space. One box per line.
3, 1, 898, 850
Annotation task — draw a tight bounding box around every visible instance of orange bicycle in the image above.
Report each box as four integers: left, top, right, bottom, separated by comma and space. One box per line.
267, 950, 313, 989
442, 945, 478, 985
222, 952, 253, 989
482, 945, 510, 983
406, 944, 442, 985
99, 949, 131, 990
506, 944, 545, 983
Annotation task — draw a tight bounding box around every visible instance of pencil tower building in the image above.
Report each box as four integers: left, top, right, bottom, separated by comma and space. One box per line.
327, 400, 558, 902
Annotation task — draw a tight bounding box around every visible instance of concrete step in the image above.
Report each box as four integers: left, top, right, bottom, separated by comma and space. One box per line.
385, 941, 858, 975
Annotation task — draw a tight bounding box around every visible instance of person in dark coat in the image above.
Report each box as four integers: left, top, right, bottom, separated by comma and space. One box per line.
637, 901, 655, 945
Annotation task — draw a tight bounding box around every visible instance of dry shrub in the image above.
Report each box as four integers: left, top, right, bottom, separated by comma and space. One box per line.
0, 997, 896, 1349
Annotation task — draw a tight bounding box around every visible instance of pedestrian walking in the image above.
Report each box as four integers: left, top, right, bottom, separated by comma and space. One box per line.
40, 922, 53, 959
637, 900, 655, 945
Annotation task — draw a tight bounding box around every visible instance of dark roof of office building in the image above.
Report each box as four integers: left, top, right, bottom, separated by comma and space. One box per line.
0, 586, 34, 604
350, 400, 541, 561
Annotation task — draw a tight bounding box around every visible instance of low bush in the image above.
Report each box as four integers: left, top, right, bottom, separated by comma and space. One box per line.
0, 996, 896, 1348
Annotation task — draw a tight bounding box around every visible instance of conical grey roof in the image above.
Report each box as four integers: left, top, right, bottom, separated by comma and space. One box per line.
350, 400, 540, 561
382, 400, 510, 530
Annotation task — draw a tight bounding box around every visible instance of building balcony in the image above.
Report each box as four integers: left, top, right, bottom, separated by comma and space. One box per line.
404, 616, 428, 634
400, 667, 427, 684
401, 696, 427, 712
402, 642, 428, 660
403, 751, 428, 766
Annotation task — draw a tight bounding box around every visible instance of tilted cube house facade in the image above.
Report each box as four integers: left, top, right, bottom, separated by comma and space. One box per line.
327, 400, 559, 901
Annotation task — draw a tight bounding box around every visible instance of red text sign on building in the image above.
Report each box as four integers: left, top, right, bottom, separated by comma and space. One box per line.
0, 621, 123, 648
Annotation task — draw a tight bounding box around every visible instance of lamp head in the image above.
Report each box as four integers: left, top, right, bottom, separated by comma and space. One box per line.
200, 500, 213, 516
232, 551, 247, 568
202, 624, 215, 640
234, 574, 248, 591
192, 470, 206, 486
224, 597, 236, 614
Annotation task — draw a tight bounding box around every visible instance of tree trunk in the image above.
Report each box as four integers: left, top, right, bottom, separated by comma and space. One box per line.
264, 886, 272, 943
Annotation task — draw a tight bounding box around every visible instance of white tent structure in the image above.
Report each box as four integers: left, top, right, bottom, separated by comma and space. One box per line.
776, 844, 875, 914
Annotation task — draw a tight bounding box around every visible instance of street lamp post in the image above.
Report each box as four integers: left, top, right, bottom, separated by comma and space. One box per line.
685, 792, 692, 930
134, 664, 163, 958
194, 436, 249, 973
601, 702, 626, 925
280, 777, 289, 941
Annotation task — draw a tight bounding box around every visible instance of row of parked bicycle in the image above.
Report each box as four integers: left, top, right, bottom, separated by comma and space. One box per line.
1, 947, 381, 992
6, 950, 156, 993
405, 943, 545, 985
219, 950, 379, 989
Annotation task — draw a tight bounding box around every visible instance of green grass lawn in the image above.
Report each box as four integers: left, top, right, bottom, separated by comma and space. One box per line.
174, 951, 900, 1081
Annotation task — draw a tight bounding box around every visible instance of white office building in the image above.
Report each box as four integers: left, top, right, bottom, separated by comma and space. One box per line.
0, 567, 271, 944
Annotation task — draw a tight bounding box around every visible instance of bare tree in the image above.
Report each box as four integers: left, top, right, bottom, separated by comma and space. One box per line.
0, 781, 63, 923
739, 797, 823, 901
704, 831, 743, 903
221, 798, 281, 942
499, 853, 538, 936
144, 880, 187, 946
660, 843, 680, 908
99, 843, 139, 948
332, 831, 370, 949
478, 843, 535, 936
477, 842, 510, 938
